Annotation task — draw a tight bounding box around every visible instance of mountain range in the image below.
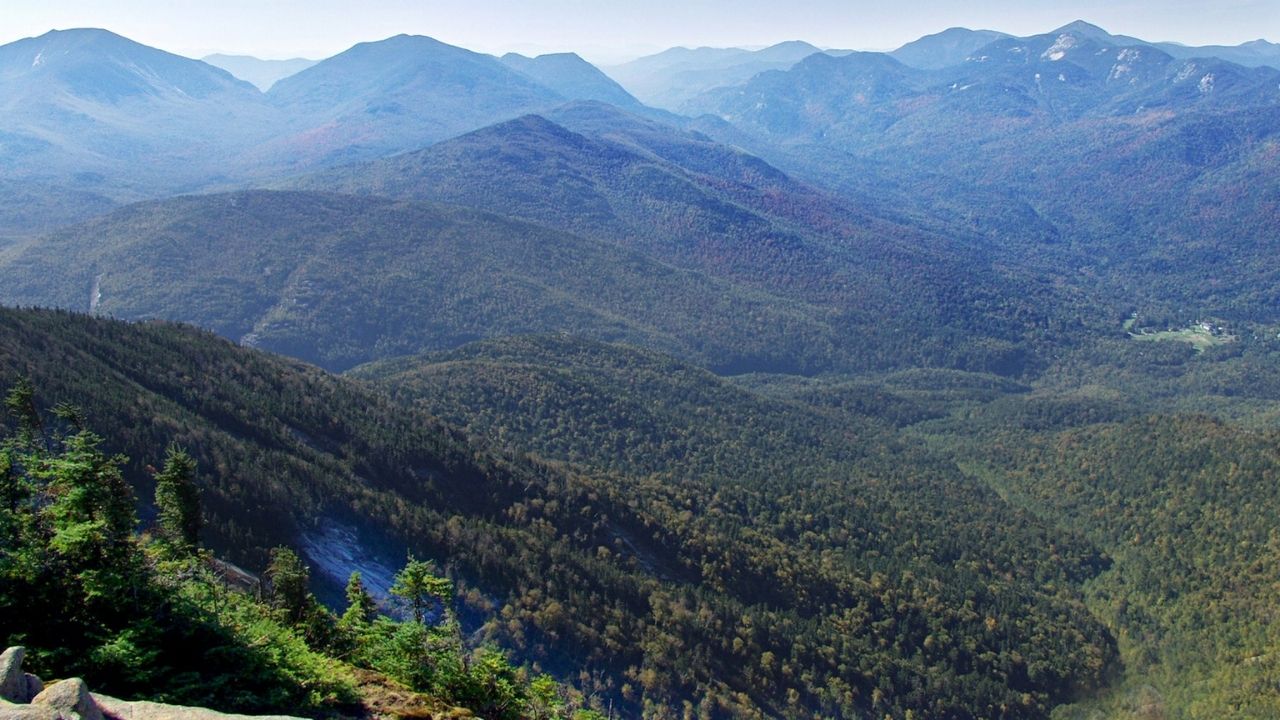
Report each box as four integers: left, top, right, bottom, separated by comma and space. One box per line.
2, 22, 1277, 239
5, 19, 1279, 378
1, 103, 1077, 376
3, 16, 1280, 720
685, 21, 1280, 333
0, 30, 668, 236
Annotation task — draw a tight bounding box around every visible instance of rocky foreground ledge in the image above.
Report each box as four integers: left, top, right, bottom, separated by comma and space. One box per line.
0, 647, 305, 720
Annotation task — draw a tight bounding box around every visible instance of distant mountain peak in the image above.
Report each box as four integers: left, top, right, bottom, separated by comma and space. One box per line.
498, 50, 640, 107
764, 40, 821, 52
891, 27, 1012, 69
503, 50, 572, 61
37, 27, 128, 42
204, 52, 315, 63
357, 33, 450, 51
22, 27, 169, 58
484, 113, 572, 135
0, 27, 257, 104
439, 112, 602, 154
1051, 20, 1114, 40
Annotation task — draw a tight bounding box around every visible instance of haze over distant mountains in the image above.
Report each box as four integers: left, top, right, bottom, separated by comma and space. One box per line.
202, 53, 317, 90
3, 18, 1278, 345
4, 14, 1280, 720
0, 29, 659, 236
1, 20, 1275, 235
0, 28, 272, 193
500, 52, 642, 108
603, 40, 831, 110
888, 27, 1011, 69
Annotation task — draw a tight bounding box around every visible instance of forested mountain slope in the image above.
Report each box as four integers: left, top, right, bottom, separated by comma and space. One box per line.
354, 334, 1122, 718
4, 16, 1279, 720
292, 111, 1084, 374
0, 309, 1118, 719
965, 416, 1280, 719
358, 331, 1280, 720
0, 308, 613, 718
0, 190, 855, 373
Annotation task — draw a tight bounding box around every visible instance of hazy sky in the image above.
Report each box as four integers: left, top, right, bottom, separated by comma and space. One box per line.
3, 0, 1277, 64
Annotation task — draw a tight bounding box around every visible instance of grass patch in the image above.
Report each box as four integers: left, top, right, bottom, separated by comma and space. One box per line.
1130, 324, 1235, 352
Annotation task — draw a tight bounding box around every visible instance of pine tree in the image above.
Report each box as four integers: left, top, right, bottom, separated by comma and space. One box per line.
32, 428, 141, 620
265, 546, 313, 627
391, 556, 452, 626
154, 445, 201, 554
264, 546, 336, 648
3, 377, 41, 445
340, 571, 378, 628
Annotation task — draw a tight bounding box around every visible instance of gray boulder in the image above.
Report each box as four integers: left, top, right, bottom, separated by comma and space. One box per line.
0, 648, 26, 703
93, 696, 306, 720
31, 679, 102, 720
0, 701, 58, 720
0, 649, 42, 705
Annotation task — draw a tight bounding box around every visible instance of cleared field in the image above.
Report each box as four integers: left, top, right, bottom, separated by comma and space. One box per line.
1130, 324, 1235, 352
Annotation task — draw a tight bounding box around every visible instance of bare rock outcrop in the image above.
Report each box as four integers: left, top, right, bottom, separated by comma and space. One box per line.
93, 696, 304, 720
0, 649, 43, 704
31, 679, 102, 720
0, 703, 58, 720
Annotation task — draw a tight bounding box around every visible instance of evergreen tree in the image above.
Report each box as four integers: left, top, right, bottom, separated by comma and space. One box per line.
265, 546, 313, 627
340, 571, 378, 628
264, 545, 336, 648
391, 556, 452, 626
153, 445, 201, 554
0, 446, 19, 521
37, 430, 140, 606
3, 377, 41, 444
52, 402, 87, 434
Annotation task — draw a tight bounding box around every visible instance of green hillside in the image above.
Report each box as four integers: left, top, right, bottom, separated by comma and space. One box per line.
358, 331, 1280, 719
356, 334, 1120, 719
968, 416, 1280, 719
292, 113, 1081, 374
0, 191, 854, 374
0, 309, 1118, 719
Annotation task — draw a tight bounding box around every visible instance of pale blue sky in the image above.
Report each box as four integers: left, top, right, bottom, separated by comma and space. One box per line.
3, 0, 1276, 63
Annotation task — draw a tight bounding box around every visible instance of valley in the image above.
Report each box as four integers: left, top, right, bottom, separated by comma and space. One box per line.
2, 11, 1279, 720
